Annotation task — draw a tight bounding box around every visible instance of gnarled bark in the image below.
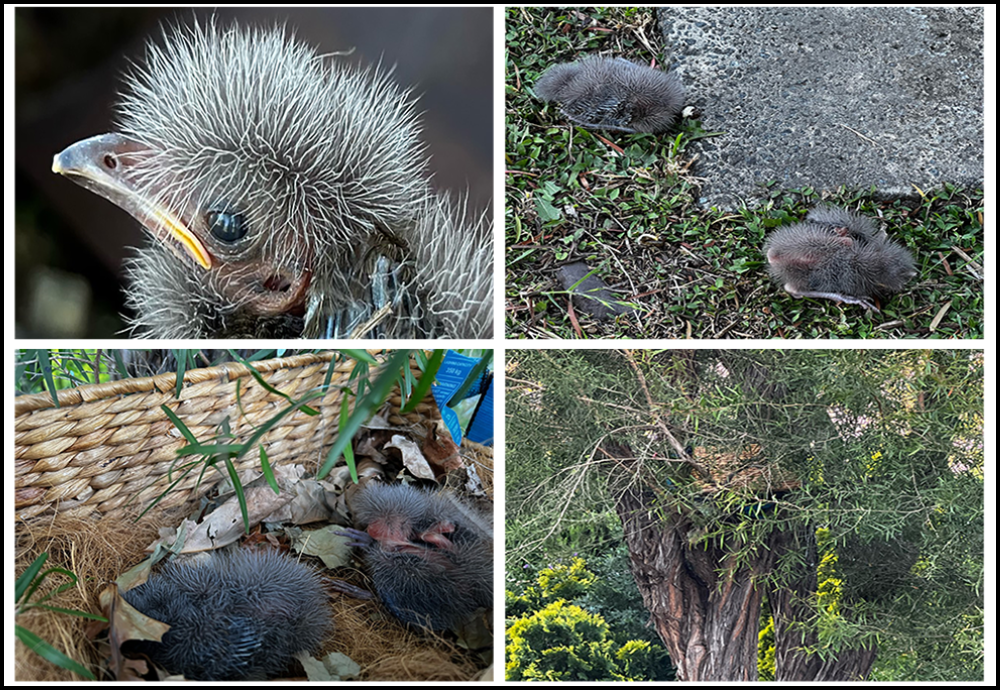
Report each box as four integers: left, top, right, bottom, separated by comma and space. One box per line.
603, 440, 777, 681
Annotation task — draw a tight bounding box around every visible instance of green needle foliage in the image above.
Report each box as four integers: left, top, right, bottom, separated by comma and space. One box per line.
506, 349, 983, 680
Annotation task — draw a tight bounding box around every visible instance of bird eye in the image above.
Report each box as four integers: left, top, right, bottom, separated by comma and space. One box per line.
206, 210, 248, 243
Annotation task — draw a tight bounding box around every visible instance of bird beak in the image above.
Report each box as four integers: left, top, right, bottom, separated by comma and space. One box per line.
52, 133, 213, 270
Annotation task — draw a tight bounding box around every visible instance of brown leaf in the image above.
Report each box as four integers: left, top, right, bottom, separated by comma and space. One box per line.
181, 466, 303, 551
101, 584, 170, 680
452, 607, 493, 652
385, 434, 435, 480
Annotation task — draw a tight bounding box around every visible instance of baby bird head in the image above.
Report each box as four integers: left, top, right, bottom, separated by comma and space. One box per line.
53, 19, 428, 323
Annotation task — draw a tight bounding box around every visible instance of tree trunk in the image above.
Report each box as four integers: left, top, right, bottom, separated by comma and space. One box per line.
603, 441, 777, 681
770, 526, 877, 681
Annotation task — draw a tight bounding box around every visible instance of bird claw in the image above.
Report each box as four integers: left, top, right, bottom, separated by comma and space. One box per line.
336, 526, 373, 548
791, 289, 881, 313
327, 578, 375, 600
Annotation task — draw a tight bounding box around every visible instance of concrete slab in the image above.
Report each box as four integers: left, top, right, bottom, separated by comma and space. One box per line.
657, 7, 984, 209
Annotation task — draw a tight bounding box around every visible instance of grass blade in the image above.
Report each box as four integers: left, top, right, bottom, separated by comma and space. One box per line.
14, 626, 97, 680
401, 349, 445, 413
15, 553, 48, 604
171, 349, 188, 399
318, 350, 413, 479
448, 351, 494, 406
260, 445, 280, 494
35, 350, 60, 408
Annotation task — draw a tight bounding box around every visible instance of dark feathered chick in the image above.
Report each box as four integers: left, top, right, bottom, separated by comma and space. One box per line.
121, 549, 331, 681
340, 483, 492, 632
52, 20, 492, 339
763, 206, 917, 312
534, 56, 685, 133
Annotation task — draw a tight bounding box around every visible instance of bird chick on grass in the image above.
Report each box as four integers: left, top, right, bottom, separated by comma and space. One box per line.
534, 56, 685, 133
339, 483, 492, 632
763, 206, 917, 312
52, 20, 492, 339
121, 549, 331, 681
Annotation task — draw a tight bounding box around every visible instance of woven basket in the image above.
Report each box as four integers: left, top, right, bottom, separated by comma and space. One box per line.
14, 351, 449, 524
15, 350, 494, 681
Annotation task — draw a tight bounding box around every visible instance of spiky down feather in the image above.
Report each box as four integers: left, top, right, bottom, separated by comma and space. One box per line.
117, 19, 428, 270
535, 56, 685, 133
763, 206, 917, 305
101, 19, 494, 338
122, 549, 331, 680
351, 483, 492, 631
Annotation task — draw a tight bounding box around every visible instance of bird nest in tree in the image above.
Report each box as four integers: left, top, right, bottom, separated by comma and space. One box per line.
691, 444, 800, 494
14, 352, 493, 682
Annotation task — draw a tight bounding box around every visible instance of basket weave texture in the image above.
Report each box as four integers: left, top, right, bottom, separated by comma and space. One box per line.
14, 352, 438, 523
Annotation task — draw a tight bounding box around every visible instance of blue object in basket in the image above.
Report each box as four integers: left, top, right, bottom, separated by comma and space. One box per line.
430, 350, 494, 446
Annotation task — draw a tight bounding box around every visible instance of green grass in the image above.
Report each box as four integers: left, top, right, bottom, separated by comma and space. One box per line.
504, 7, 984, 339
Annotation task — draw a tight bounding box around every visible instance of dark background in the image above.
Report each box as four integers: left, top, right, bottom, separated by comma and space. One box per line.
15, 7, 493, 338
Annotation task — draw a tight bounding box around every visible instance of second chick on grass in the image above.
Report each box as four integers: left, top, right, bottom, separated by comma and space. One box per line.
534, 56, 685, 133
340, 483, 493, 632
763, 206, 917, 312
121, 549, 331, 681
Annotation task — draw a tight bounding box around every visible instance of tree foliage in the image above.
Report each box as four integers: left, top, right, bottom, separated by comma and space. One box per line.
506, 349, 983, 681
507, 600, 621, 681
506, 558, 672, 681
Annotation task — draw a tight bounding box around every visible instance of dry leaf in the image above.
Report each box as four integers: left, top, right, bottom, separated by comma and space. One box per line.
288, 525, 354, 569
183, 484, 293, 551
101, 584, 170, 680
453, 607, 493, 652
385, 434, 435, 480
297, 651, 361, 681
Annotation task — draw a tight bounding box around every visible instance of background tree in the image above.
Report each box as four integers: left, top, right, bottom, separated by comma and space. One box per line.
506, 349, 983, 681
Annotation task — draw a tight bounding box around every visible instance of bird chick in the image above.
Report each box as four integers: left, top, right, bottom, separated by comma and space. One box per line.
340, 483, 492, 632
52, 20, 492, 339
122, 549, 331, 681
763, 206, 917, 312
534, 56, 685, 133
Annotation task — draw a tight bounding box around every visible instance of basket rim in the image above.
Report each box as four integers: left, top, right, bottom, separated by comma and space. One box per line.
14, 350, 389, 416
